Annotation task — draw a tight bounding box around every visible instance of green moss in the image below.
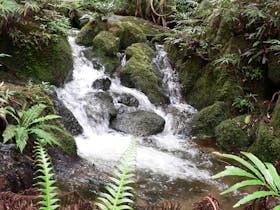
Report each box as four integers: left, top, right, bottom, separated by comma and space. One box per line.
76, 20, 106, 46
249, 122, 280, 162
191, 101, 231, 136
53, 128, 77, 155
108, 19, 147, 49
215, 118, 250, 151
272, 98, 280, 136
92, 31, 120, 56
0, 36, 73, 86
120, 43, 167, 105
268, 54, 280, 85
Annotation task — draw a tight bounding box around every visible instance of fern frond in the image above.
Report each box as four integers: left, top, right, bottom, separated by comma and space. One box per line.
26, 114, 61, 128
95, 138, 137, 210
15, 126, 28, 153
34, 141, 60, 210
31, 128, 60, 147
21, 104, 47, 127
3, 124, 16, 143
213, 152, 280, 208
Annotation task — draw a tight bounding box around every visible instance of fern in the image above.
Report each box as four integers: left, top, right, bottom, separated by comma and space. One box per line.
95, 138, 137, 210
34, 141, 60, 210
1, 103, 61, 152
213, 152, 280, 208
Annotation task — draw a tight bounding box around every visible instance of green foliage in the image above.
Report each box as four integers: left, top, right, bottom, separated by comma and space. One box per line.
1, 103, 61, 152
214, 54, 240, 67
95, 138, 137, 210
242, 66, 263, 81
213, 152, 280, 209
232, 93, 257, 113
26, 80, 54, 93
34, 140, 60, 210
0, 0, 70, 48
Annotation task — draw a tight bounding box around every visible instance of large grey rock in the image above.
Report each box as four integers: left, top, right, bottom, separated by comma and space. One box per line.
85, 92, 117, 123
110, 110, 165, 136
50, 92, 83, 136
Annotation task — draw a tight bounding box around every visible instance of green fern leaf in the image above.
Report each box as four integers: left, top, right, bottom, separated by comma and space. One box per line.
95, 138, 137, 210
26, 114, 61, 128
34, 141, 60, 210
15, 127, 28, 153
233, 191, 278, 208
212, 166, 256, 179
221, 179, 265, 195
31, 128, 60, 146
3, 124, 16, 143
21, 104, 47, 127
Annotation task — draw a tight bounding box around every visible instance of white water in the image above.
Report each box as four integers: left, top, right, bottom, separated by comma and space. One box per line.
56, 36, 214, 183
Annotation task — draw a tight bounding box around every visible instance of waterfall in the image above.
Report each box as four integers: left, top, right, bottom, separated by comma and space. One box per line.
56, 35, 221, 203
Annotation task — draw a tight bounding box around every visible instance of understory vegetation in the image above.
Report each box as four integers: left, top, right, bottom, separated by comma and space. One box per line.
1, 0, 280, 209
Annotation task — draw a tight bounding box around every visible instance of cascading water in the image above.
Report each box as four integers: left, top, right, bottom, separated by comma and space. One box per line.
56, 35, 243, 208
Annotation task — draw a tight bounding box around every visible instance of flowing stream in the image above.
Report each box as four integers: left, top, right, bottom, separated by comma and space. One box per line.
56, 36, 244, 209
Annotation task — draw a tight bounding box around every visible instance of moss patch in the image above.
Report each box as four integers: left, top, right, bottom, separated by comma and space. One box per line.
120, 43, 168, 105
92, 31, 120, 56
249, 122, 280, 162
191, 101, 231, 136
76, 20, 107, 46
0, 36, 73, 86
215, 118, 250, 151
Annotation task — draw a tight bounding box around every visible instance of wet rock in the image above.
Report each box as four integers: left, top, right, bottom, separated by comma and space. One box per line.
92, 78, 112, 91
50, 92, 83, 136
165, 105, 195, 136
115, 93, 139, 107
85, 92, 117, 122
0, 143, 34, 192
110, 110, 165, 136
191, 102, 231, 137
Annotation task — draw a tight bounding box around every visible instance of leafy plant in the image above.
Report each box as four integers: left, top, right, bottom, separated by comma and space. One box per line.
242, 66, 263, 81
214, 54, 240, 67
232, 94, 257, 113
213, 152, 280, 209
34, 140, 60, 210
1, 103, 61, 152
95, 138, 137, 210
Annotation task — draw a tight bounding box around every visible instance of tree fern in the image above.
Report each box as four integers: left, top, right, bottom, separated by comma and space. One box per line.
95, 138, 137, 210
213, 152, 280, 208
34, 141, 60, 210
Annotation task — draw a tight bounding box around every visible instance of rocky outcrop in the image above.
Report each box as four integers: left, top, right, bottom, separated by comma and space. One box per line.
0, 143, 34, 192
120, 43, 168, 105
50, 92, 83, 136
110, 110, 165, 136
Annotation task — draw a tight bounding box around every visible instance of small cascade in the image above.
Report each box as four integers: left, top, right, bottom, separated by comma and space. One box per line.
56, 35, 228, 204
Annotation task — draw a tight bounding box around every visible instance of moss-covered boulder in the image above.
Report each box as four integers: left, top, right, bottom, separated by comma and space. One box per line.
249, 122, 280, 162
91, 31, 120, 74
0, 37, 73, 86
215, 118, 250, 151
120, 43, 168, 105
76, 20, 107, 46
109, 21, 147, 49
191, 102, 231, 136
272, 97, 280, 136
92, 31, 120, 56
